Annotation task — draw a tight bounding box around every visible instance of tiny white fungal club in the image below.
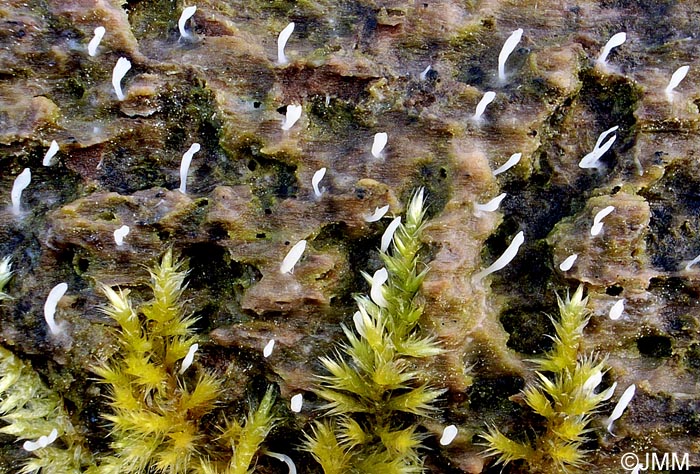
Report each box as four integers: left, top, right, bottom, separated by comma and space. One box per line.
440, 424, 458, 446
370, 267, 389, 308
380, 217, 401, 253
606, 384, 636, 433
371, 132, 388, 158
579, 126, 619, 169
473, 231, 525, 281
597, 32, 626, 67
43, 140, 59, 166
493, 152, 522, 176
290, 393, 303, 413
113, 225, 130, 246
112, 57, 131, 101
473, 91, 496, 121
559, 254, 578, 271
44, 282, 68, 335
277, 22, 295, 65
178, 6, 197, 40
280, 240, 306, 274
474, 193, 506, 214
178, 343, 199, 374
23, 428, 58, 452
498, 28, 523, 82
267, 452, 297, 474
88, 26, 105, 56
609, 299, 625, 320
11, 168, 31, 216
263, 339, 275, 358
282, 104, 302, 130
665, 65, 690, 101
312, 167, 326, 198
590, 206, 615, 236
364, 205, 389, 223
419, 65, 432, 81
179, 143, 201, 194
685, 253, 700, 271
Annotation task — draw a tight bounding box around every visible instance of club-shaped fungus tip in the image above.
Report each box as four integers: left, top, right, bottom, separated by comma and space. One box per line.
88, 26, 106, 56
11, 168, 31, 217
178, 6, 197, 40
112, 57, 131, 101
179, 143, 201, 194
498, 28, 523, 82
44, 282, 68, 335
277, 22, 295, 65
280, 240, 306, 274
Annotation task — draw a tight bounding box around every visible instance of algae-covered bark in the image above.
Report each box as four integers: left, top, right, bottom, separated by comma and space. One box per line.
1, 0, 700, 472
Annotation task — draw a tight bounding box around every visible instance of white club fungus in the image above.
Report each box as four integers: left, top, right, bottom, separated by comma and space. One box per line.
113, 225, 130, 246
473, 91, 496, 121
44, 282, 68, 335
179, 143, 201, 194
473, 231, 525, 281
600, 382, 618, 402
178, 6, 197, 40
559, 254, 578, 271
282, 104, 302, 130
178, 343, 198, 374
665, 65, 690, 101
685, 253, 700, 271
474, 193, 506, 214
380, 217, 401, 253
609, 299, 624, 320
597, 32, 626, 67
267, 452, 297, 474
370, 267, 389, 308
280, 240, 306, 274
582, 370, 603, 394
579, 126, 619, 169
606, 384, 636, 433
112, 57, 131, 101
420, 65, 432, 81
364, 205, 389, 223
493, 152, 522, 176
498, 28, 523, 82
290, 393, 303, 413
439, 425, 458, 446
43, 140, 59, 166
590, 206, 615, 236
312, 167, 326, 198
277, 22, 295, 65
371, 132, 388, 158
88, 26, 105, 56
263, 339, 275, 358
23, 428, 58, 452
11, 168, 31, 216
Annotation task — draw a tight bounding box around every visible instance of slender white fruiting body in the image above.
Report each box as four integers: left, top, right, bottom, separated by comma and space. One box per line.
591, 206, 615, 236
380, 217, 401, 252
88, 26, 105, 56
178, 343, 198, 374
420, 65, 432, 80
665, 65, 690, 101
43, 140, 59, 166
178, 6, 197, 39
263, 339, 275, 358
277, 22, 295, 64
370, 267, 388, 308
282, 104, 302, 130
440, 425, 458, 446
266, 452, 297, 474
597, 32, 626, 67
474, 193, 506, 214
11, 168, 31, 216
113, 225, 130, 246
498, 28, 523, 82
364, 205, 389, 223
685, 253, 700, 271
312, 167, 326, 198
559, 254, 578, 271
112, 57, 131, 101
473, 231, 525, 281
607, 384, 636, 432
371, 132, 388, 158
473, 91, 496, 121
600, 382, 618, 401
493, 152, 522, 176
583, 370, 603, 394
23, 428, 58, 452
280, 240, 306, 273
44, 283, 68, 335
609, 299, 624, 320
179, 143, 201, 194
579, 126, 619, 168
290, 393, 303, 412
